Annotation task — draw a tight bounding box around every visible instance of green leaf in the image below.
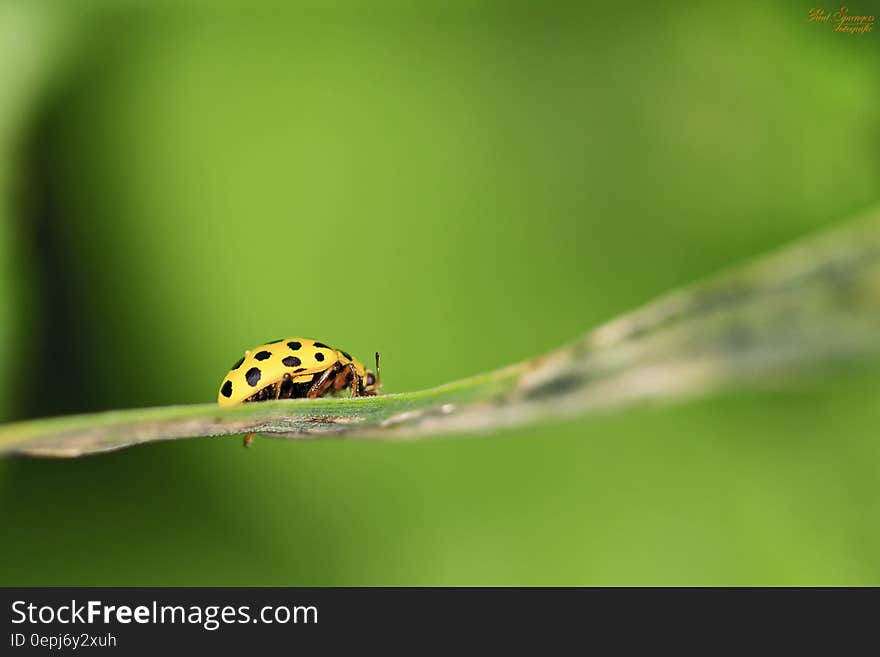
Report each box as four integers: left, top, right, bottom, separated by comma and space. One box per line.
3, 206, 880, 458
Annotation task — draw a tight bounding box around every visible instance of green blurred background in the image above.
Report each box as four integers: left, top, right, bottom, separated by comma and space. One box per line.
1, 1, 879, 585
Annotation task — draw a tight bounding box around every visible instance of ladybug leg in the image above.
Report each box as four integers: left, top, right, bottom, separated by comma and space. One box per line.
276, 372, 292, 399
307, 363, 342, 399
346, 362, 363, 398
330, 368, 348, 392
245, 374, 296, 446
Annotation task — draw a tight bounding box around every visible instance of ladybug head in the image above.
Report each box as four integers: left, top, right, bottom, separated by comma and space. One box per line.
363, 352, 381, 395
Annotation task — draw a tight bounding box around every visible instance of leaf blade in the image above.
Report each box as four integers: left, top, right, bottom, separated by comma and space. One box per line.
4, 206, 880, 457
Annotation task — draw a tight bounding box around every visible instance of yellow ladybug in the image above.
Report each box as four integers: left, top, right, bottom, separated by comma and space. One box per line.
218, 337, 380, 407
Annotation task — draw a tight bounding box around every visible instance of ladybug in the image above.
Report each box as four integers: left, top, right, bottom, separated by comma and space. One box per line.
218, 337, 381, 407
218, 337, 380, 447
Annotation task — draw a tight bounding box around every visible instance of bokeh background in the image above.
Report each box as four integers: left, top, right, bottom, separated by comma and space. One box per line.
1, 1, 879, 585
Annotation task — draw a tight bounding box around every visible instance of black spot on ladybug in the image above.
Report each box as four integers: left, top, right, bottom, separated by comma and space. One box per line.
294, 367, 306, 373
313, 342, 331, 349
282, 356, 302, 367
266, 339, 283, 344
230, 356, 245, 370
254, 350, 272, 361
221, 380, 233, 398
245, 367, 262, 387
341, 351, 352, 360
287, 341, 301, 350
315, 352, 325, 362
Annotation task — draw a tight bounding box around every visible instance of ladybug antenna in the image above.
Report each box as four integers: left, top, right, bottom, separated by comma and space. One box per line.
375, 352, 381, 384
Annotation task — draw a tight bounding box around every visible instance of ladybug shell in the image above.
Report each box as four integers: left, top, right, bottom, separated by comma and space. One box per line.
217, 337, 366, 407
